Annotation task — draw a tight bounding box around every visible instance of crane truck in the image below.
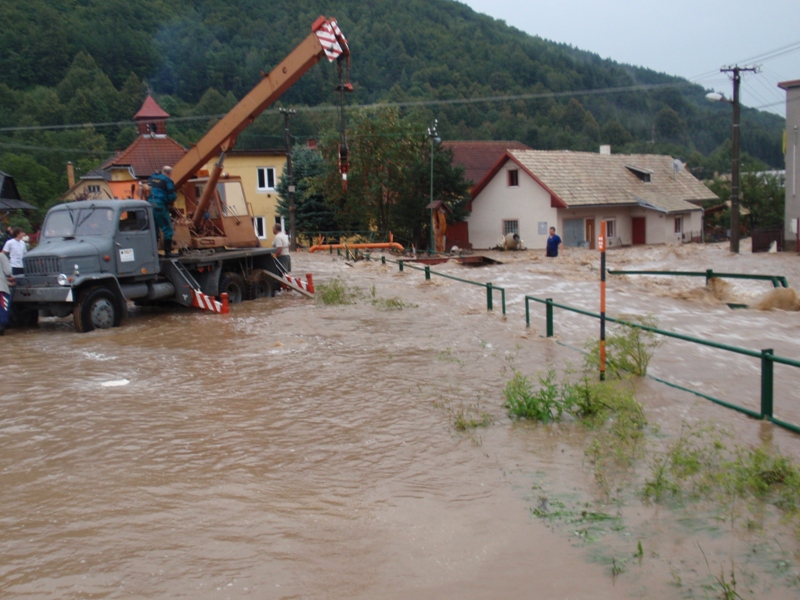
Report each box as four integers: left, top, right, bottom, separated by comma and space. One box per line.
10, 16, 351, 333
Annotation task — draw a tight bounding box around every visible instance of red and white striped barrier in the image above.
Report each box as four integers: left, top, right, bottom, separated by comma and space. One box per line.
283, 273, 315, 294
192, 290, 229, 314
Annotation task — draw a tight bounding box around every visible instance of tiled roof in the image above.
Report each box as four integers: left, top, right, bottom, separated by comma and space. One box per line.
507, 150, 714, 213
443, 140, 531, 186
101, 136, 187, 179
134, 95, 170, 120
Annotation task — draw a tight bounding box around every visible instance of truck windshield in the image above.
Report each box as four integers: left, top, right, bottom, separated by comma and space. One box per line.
43, 208, 115, 238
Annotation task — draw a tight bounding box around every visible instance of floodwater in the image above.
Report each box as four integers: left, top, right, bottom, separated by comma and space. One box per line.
2, 242, 799, 598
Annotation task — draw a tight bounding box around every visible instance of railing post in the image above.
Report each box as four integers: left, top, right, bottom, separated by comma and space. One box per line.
761, 348, 774, 419
486, 282, 493, 311
501, 288, 506, 315
525, 296, 530, 328
705, 269, 713, 286
398, 260, 404, 272
381, 255, 386, 265
545, 298, 554, 337
425, 266, 431, 281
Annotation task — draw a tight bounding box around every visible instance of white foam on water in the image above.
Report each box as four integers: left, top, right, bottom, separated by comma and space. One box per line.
100, 379, 130, 387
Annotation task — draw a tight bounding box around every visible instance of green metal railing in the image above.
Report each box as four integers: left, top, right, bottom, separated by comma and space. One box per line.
372, 254, 506, 314
607, 269, 789, 288
524, 294, 800, 434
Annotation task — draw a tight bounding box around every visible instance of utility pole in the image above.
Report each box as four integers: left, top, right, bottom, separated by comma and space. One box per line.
721, 65, 757, 253
280, 108, 297, 251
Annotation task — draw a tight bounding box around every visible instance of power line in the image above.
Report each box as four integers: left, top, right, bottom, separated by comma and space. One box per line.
0, 81, 696, 133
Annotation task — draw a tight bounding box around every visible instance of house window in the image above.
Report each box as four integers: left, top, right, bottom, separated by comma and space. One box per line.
605, 219, 616, 238
503, 220, 519, 235
87, 185, 101, 194
257, 167, 276, 191
507, 169, 519, 187
254, 216, 267, 240
674, 216, 683, 234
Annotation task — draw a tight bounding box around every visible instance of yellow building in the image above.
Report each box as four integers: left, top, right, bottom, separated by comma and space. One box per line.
203, 149, 287, 247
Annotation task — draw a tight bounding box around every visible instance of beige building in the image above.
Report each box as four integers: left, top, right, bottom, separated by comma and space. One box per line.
203, 150, 287, 247
466, 149, 715, 250
779, 79, 800, 250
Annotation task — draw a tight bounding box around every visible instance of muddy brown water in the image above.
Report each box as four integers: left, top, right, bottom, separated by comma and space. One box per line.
2, 244, 799, 598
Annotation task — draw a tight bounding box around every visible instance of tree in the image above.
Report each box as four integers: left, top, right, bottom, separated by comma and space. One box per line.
317, 108, 421, 235
275, 146, 337, 236
705, 171, 784, 232
315, 108, 470, 248
600, 120, 633, 147
654, 107, 686, 142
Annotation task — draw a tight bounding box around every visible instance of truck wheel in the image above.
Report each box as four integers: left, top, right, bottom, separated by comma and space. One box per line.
218, 272, 245, 304
245, 270, 276, 299
74, 287, 122, 333
9, 305, 39, 328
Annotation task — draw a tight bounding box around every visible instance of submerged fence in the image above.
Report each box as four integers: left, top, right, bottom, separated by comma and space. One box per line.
524, 294, 800, 435
369, 254, 506, 315
607, 269, 789, 289
334, 250, 799, 435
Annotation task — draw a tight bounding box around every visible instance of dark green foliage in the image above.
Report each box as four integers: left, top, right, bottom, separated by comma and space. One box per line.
0, 0, 784, 232
275, 146, 338, 235
315, 108, 470, 247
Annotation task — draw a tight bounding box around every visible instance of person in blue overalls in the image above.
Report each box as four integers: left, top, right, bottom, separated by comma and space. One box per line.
148, 166, 177, 257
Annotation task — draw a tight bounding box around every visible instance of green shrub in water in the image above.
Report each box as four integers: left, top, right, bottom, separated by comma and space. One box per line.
585, 315, 664, 377
316, 277, 357, 305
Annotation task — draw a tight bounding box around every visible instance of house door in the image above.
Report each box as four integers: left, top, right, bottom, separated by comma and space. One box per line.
585, 219, 595, 250
632, 217, 646, 245
562, 218, 584, 247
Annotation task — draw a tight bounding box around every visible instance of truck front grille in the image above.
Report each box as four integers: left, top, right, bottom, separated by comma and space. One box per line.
24, 256, 61, 275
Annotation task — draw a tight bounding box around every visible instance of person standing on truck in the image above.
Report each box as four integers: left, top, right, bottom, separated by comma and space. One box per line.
2, 228, 27, 275
272, 223, 291, 272
148, 166, 177, 257
0, 250, 15, 335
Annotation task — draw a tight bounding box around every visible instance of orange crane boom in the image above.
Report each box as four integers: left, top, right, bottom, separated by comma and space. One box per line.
171, 17, 350, 190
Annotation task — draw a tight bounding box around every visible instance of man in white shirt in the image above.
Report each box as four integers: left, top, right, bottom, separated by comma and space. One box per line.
2, 228, 26, 275
272, 223, 291, 272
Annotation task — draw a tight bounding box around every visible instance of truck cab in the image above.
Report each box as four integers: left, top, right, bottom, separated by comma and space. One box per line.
14, 200, 161, 331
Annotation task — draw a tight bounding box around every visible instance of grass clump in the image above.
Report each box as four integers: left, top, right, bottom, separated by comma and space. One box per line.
503, 369, 645, 433
585, 314, 664, 377
316, 277, 358, 305
643, 424, 800, 522
433, 398, 492, 431
503, 370, 565, 423
369, 285, 412, 310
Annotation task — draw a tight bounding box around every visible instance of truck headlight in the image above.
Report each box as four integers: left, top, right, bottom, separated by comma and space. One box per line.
57, 273, 70, 286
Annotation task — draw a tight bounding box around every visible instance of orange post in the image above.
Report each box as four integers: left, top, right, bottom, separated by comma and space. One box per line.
221, 292, 230, 315
306, 273, 315, 294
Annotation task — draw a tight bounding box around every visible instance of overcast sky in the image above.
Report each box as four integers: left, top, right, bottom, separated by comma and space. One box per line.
458, 0, 799, 117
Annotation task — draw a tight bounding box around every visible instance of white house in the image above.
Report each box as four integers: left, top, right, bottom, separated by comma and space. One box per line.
466, 149, 715, 250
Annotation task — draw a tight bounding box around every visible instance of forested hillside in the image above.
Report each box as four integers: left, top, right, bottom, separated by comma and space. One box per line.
0, 0, 785, 216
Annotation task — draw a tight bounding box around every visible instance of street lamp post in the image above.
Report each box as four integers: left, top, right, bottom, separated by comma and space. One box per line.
427, 119, 440, 253
279, 108, 297, 251
706, 65, 757, 253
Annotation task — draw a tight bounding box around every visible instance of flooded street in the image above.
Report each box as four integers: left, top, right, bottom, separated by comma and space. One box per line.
2, 242, 800, 598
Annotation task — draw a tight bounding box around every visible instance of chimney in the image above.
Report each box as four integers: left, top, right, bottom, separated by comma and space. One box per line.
67, 161, 75, 188
599, 145, 611, 155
